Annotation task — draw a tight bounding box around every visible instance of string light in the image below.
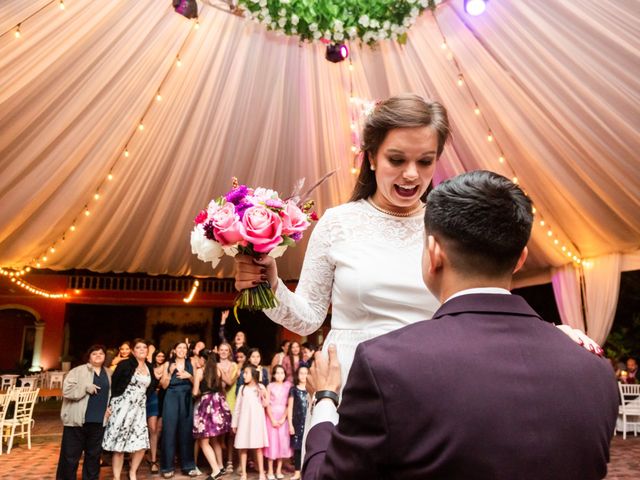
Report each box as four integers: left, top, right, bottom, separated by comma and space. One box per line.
59, 0, 65, 11
176, 57, 182, 67
15, 25, 21, 38
4, 276, 69, 299
12, 12, 199, 274
432, 11, 582, 264
183, 279, 200, 303
0, 267, 31, 277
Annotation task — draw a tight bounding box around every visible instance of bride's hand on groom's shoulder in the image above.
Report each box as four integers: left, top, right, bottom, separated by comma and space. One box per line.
555, 325, 604, 356
308, 344, 342, 398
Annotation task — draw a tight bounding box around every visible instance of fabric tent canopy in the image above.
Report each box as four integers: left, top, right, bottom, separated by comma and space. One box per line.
0, 0, 639, 294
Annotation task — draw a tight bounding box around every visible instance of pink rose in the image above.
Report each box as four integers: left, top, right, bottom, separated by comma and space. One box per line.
211, 203, 246, 246
241, 205, 283, 253
281, 201, 310, 236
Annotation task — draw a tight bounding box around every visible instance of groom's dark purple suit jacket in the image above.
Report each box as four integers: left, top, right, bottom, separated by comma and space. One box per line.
303, 294, 618, 480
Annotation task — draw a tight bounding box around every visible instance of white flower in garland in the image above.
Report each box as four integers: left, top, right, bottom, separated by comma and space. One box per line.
237, 0, 437, 46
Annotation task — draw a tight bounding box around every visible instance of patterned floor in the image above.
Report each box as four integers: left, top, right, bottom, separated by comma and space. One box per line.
0, 401, 638, 479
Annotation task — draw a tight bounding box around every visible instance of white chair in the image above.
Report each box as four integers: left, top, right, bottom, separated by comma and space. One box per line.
47, 371, 65, 389
618, 382, 640, 440
0, 393, 11, 454
1, 388, 40, 454
18, 376, 38, 389
0, 375, 18, 391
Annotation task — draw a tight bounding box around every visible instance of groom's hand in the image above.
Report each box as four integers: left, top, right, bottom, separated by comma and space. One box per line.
309, 344, 342, 397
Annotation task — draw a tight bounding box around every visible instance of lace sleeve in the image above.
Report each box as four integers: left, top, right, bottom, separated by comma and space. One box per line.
264, 209, 335, 335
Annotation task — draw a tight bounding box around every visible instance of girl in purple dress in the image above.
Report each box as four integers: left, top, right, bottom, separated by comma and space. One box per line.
192, 349, 232, 480
264, 365, 292, 479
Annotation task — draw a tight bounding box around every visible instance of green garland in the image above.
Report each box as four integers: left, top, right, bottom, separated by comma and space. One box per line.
237, 0, 437, 45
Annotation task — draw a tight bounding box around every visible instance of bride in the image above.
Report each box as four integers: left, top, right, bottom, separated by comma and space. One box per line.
234, 94, 601, 385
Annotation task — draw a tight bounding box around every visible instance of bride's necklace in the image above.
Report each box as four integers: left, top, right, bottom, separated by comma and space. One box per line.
367, 198, 424, 217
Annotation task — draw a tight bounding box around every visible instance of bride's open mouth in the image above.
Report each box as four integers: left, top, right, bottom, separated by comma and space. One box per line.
394, 184, 419, 198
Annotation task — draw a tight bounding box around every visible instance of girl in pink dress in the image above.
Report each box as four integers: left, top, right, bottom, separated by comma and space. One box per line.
232, 365, 269, 480
264, 365, 292, 479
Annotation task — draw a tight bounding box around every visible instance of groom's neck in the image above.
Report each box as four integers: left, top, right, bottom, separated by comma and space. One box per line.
438, 271, 513, 303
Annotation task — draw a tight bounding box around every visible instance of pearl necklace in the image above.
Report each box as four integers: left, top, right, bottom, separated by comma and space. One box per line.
367, 198, 425, 217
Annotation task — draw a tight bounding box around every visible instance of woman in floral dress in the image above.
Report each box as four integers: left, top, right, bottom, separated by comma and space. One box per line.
102, 339, 156, 480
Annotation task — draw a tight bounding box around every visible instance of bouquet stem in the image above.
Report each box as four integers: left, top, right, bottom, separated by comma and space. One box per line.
233, 283, 279, 322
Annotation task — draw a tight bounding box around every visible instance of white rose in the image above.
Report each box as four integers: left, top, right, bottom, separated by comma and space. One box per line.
347, 26, 357, 38
191, 226, 224, 266
264, 15, 272, 24
268, 245, 288, 259
377, 29, 387, 39
309, 22, 318, 32
280, 0, 290, 3
271, 21, 276, 28
333, 31, 344, 41
391, 32, 398, 41
323, 30, 332, 40
313, 30, 322, 39
411, 7, 419, 18
420, 0, 429, 6
291, 14, 299, 25
358, 15, 370, 27
403, 17, 411, 27
260, 7, 268, 17
333, 19, 344, 31
383, 20, 390, 30
278, 17, 287, 27
259, 0, 267, 6
370, 19, 380, 29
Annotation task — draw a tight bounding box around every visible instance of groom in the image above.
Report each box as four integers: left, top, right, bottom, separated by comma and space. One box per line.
303, 171, 618, 480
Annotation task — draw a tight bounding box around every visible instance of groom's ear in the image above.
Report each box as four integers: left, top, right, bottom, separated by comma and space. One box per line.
428, 235, 444, 274
512, 247, 528, 274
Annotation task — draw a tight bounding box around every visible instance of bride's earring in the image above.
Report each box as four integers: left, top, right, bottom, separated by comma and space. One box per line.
370, 164, 376, 171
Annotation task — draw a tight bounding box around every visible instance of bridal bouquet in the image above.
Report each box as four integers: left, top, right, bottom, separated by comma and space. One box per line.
190, 178, 319, 318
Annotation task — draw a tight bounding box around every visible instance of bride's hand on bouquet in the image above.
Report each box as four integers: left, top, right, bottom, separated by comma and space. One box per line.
555, 325, 604, 356
234, 254, 278, 292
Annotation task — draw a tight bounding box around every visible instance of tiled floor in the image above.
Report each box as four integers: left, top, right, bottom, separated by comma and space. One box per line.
1, 401, 638, 479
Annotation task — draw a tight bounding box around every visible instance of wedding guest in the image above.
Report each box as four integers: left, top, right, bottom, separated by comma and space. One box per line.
102, 339, 156, 480
56, 344, 111, 480
620, 357, 638, 384
218, 309, 248, 358
193, 349, 232, 480
301, 343, 316, 367
146, 349, 167, 474
234, 94, 601, 392
234, 347, 250, 394
160, 341, 198, 477
287, 365, 309, 480
246, 348, 270, 387
109, 341, 131, 371
282, 341, 301, 383
270, 340, 291, 372
264, 365, 292, 480
303, 171, 618, 480
217, 342, 239, 473
233, 365, 270, 480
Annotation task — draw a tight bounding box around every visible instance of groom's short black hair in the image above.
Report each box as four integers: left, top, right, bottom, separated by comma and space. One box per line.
425, 170, 533, 276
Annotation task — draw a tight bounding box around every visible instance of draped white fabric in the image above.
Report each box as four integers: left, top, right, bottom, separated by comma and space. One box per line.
0, 0, 638, 282
551, 265, 585, 332
583, 253, 622, 345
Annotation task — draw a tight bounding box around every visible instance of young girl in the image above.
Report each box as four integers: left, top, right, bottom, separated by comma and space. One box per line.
146, 349, 166, 474
232, 365, 269, 480
239, 348, 269, 388
193, 349, 232, 480
287, 365, 309, 480
264, 365, 292, 480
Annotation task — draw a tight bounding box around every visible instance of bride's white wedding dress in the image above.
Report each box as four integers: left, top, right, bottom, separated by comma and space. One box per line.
265, 199, 440, 385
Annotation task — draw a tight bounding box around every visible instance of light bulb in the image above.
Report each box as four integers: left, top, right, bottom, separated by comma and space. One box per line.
15, 28, 21, 39
84, 209, 90, 216
50, 247, 55, 253
440, 42, 447, 49
554, 239, 559, 245
457, 75, 464, 86
487, 132, 493, 142
499, 156, 505, 163
124, 150, 129, 157
156, 94, 162, 102
539, 220, 545, 227
176, 58, 182, 67
474, 107, 480, 115
547, 230, 553, 237
59, 1, 65, 10
70, 225, 76, 232
512, 177, 518, 184
107, 173, 113, 181
94, 193, 100, 200
138, 123, 144, 131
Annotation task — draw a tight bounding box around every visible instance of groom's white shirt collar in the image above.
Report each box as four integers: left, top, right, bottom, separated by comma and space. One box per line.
444, 287, 511, 304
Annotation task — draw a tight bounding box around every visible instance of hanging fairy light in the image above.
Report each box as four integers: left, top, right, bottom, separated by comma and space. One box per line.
432, 10, 582, 264
8, 7, 200, 274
